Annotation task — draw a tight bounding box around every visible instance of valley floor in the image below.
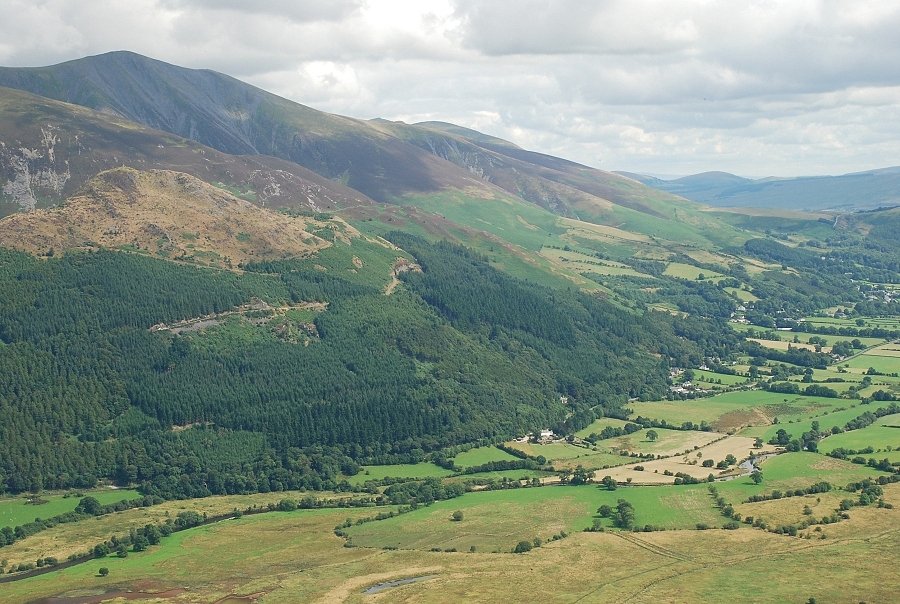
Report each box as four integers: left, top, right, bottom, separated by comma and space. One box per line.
2, 481, 897, 603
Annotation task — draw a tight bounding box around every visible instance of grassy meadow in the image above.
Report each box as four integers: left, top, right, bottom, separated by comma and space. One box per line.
4, 484, 897, 604
629, 390, 845, 431
0, 489, 141, 528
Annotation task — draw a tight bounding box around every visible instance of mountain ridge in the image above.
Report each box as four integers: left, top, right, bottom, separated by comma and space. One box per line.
616, 167, 900, 211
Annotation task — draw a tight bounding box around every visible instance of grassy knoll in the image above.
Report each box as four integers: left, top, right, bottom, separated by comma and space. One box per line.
574, 417, 634, 439
630, 391, 845, 431
0, 489, 141, 528
4, 487, 899, 604
347, 463, 455, 485
606, 428, 723, 457
345, 484, 724, 553
451, 446, 519, 469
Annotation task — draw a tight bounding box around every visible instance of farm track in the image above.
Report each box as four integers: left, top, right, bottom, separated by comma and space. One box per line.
610, 531, 695, 563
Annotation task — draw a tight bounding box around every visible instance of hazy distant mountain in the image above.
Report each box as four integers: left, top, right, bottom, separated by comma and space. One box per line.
616, 168, 900, 211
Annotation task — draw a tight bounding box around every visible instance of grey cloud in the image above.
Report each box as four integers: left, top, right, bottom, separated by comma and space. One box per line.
159, 0, 362, 22
1, 0, 899, 175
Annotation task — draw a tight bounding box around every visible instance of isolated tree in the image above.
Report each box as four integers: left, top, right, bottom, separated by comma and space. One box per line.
570, 465, 592, 485
646, 430, 659, 442
751, 471, 763, 485
597, 504, 613, 518
613, 499, 636, 529
601, 475, 617, 491
513, 540, 533, 554
78, 496, 102, 516
754, 437, 764, 449
451, 510, 464, 522
98, 567, 109, 577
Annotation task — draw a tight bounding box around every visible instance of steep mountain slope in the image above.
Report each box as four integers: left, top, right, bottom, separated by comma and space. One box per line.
618, 168, 900, 211
0, 167, 340, 266
0, 85, 374, 216
0, 52, 735, 240
0, 52, 488, 202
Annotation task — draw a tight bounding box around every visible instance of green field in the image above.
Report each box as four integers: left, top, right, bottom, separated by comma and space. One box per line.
346, 463, 455, 485
506, 441, 594, 460
451, 446, 519, 469
663, 262, 725, 281
819, 425, 900, 456
0, 489, 142, 528
843, 352, 900, 375
447, 469, 555, 483
693, 369, 751, 387
575, 417, 633, 439
724, 286, 759, 302
802, 316, 900, 330
740, 403, 874, 442
715, 452, 888, 504
729, 323, 887, 348
345, 484, 726, 552
2, 495, 897, 604
629, 391, 846, 430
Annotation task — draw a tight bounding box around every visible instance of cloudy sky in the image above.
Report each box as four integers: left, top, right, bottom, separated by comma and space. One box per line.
2, 0, 899, 177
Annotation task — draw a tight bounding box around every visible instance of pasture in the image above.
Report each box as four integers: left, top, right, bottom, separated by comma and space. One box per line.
0, 488, 141, 529
504, 441, 633, 471
574, 417, 633, 439
347, 463, 455, 485
663, 262, 725, 281
840, 343, 900, 375
606, 427, 724, 457
693, 369, 751, 388
819, 425, 900, 456
5, 498, 898, 604
629, 391, 845, 431
599, 435, 773, 484
0, 480, 897, 604
740, 403, 873, 442
451, 446, 519, 469
345, 484, 726, 553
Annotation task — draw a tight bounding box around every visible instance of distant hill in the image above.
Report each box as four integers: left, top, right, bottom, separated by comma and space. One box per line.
616, 168, 900, 211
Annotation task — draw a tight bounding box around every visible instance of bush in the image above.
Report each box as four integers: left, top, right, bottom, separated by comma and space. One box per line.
513, 540, 533, 554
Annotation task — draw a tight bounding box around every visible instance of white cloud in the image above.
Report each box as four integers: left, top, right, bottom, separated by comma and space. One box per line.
1, 0, 899, 175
